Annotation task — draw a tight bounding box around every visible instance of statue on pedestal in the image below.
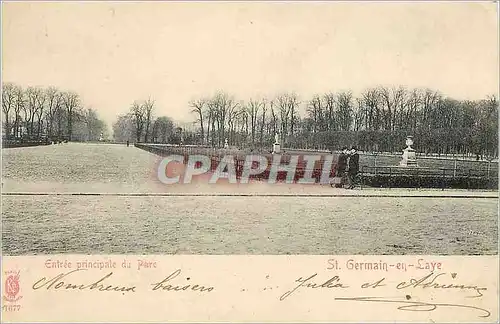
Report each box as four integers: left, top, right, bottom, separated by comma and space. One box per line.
272, 132, 281, 154
224, 138, 229, 149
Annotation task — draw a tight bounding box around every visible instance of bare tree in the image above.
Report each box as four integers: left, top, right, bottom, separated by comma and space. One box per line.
238, 106, 249, 147
2, 83, 16, 137
45, 87, 63, 139
142, 98, 155, 143
226, 100, 240, 145
35, 90, 46, 138
420, 88, 441, 131
323, 93, 336, 131
361, 88, 381, 131
62, 91, 80, 141
190, 98, 206, 145
352, 98, 365, 132
12, 85, 25, 138
207, 99, 216, 147
275, 93, 299, 144
336, 91, 353, 131
208, 91, 236, 147
130, 101, 146, 142
24, 87, 43, 136
246, 99, 263, 147
259, 100, 268, 148
54, 104, 66, 140
307, 95, 322, 134
270, 100, 278, 138
404, 88, 422, 131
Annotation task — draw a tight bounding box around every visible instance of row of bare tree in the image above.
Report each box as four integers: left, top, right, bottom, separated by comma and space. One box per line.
190, 92, 302, 149
2, 83, 107, 142
188, 87, 497, 156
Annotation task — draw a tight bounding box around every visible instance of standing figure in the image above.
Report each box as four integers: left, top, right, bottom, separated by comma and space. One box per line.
347, 146, 359, 189
126, 140, 130, 147
334, 147, 349, 188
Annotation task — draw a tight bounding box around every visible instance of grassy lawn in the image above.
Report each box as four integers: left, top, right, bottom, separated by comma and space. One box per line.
2, 195, 497, 255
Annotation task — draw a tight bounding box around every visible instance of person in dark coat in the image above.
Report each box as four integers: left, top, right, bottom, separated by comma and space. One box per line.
347, 146, 359, 189
334, 147, 349, 188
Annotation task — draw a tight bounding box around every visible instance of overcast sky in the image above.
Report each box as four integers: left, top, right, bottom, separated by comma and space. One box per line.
2, 2, 498, 128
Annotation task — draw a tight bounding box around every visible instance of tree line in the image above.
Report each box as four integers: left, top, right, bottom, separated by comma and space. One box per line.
185, 87, 497, 157
2, 83, 107, 142
110, 85, 497, 158
112, 99, 180, 144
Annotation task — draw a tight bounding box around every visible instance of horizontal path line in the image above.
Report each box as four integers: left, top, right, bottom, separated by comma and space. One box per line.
1, 192, 498, 198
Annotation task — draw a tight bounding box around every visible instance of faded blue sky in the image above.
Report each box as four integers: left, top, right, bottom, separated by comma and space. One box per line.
2, 2, 498, 128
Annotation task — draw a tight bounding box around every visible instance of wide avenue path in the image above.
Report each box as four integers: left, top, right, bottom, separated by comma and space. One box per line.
2, 143, 498, 255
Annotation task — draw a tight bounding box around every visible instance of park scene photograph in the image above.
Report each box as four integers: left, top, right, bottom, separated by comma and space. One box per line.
1, 2, 498, 255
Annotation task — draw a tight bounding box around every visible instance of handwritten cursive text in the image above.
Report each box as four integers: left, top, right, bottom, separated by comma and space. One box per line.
280, 273, 349, 301
32, 269, 136, 293
396, 272, 487, 297
151, 269, 214, 293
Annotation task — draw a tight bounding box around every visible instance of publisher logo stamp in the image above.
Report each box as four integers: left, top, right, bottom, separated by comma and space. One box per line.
3, 270, 22, 306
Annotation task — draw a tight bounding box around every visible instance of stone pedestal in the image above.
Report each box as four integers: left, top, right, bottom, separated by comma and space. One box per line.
400, 148, 417, 166
273, 143, 281, 154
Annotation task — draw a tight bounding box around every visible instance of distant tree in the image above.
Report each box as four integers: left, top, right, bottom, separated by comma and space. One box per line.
151, 116, 174, 143
45, 87, 63, 139
112, 114, 135, 143
130, 101, 146, 142
143, 98, 155, 143
82, 107, 107, 141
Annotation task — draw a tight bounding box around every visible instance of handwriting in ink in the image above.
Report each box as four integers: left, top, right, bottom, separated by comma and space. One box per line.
335, 295, 491, 318
32, 269, 136, 293
151, 269, 214, 293
396, 272, 487, 298
280, 273, 348, 301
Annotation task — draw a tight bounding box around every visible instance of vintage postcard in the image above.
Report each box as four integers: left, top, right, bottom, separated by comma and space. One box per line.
1, 1, 499, 323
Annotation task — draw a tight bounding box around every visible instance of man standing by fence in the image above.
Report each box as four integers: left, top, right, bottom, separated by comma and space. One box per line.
347, 146, 359, 189
334, 147, 349, 188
